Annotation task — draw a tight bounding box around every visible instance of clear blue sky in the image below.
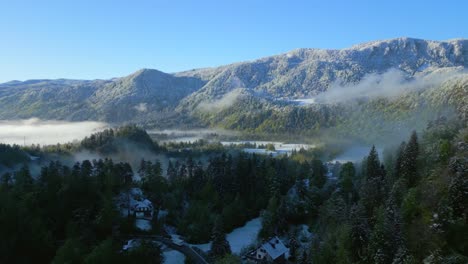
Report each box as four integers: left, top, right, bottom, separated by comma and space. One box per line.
1, 0, 466, 82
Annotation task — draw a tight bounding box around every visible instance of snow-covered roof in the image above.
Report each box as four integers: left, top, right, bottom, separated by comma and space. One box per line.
260, 236, 288, 260
132, 199, 153, 211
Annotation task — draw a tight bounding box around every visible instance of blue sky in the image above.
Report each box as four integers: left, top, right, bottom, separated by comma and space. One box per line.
0, 0, 466, 82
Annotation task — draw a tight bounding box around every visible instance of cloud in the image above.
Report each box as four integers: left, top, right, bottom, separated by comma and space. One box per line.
197, 88, 245, 112
0, 118, 108, 146
312, 68, 465, 104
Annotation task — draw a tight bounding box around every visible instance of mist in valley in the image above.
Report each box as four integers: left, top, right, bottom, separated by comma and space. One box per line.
0, 118, 108, 146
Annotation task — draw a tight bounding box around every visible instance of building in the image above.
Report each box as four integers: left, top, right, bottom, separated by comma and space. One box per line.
132, 199, 153, 218
245, 236, 289, 263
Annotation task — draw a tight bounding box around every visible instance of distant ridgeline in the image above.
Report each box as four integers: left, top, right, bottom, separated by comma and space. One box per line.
0, 38, 467, 141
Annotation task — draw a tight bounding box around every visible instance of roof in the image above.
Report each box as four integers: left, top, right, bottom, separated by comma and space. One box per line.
133, 199, 153, 210
260, 237, 288, 260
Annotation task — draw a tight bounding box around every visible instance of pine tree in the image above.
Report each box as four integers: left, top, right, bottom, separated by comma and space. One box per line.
448, 171, 467, 219
401, 131, 419, 187
339, 162, 355, 203
310, 159, 327, 188
366, 145, 382, 180
210, 216, 231, 258
349, 203, 370, 262
13, 164, 33, 193
167, 161, 176, 183
394, 142, 406, 180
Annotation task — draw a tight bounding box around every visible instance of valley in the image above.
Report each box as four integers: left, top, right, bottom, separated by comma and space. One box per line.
0, 37, 467, 264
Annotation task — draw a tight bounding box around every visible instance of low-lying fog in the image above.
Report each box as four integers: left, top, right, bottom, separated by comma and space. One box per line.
148, 128, 240, 143
0, 118, 108, 146
330, 146, 383, 163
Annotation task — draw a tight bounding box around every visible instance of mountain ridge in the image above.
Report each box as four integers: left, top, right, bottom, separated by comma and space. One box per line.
0, 37, 466, 135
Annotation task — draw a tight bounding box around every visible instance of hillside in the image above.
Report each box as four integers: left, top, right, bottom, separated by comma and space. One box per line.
0, 69, 205, 124
0, 37, 467, 138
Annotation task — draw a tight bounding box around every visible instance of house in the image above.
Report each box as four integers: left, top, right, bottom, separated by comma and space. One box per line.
132, 198, 153, 218
245, 236, 289, 263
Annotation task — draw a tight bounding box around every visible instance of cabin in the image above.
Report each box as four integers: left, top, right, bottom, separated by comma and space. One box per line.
245, 236, 289, 263
132, 199, 153, 218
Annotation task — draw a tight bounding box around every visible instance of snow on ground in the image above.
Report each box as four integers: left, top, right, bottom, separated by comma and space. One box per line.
163, 249, 186, 263
191, 217, 262, 255
298, 224, 313, 243
226, 217, 262, 254
191, 241, 211, 252
135, 219, 152, 231
122, 239, 140, 251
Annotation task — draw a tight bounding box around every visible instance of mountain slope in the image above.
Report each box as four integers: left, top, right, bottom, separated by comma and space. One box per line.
177, 37, 468, 111
0, 69, 205, 123
0, 37, 466, 132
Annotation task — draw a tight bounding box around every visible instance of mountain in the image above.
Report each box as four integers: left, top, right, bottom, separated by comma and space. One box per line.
0, 37, 467, 136
176, 37, 467, 109
0, 69, 205, 124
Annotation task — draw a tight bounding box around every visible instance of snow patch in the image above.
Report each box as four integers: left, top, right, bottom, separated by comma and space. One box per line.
163, 249, 186, 264
226, 217, 262, 254
191, 217, 262, 255
135, 219, 152, 231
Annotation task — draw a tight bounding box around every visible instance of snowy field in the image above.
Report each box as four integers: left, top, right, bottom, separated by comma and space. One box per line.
192, 217, 262, 255
226, 217, 262, 254
135, 219, 152, 231
163, 248, 186, 263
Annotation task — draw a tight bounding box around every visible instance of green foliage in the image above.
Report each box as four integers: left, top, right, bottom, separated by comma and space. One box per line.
215, 254, 241, 264
81, 125, 160, 154
210, 216, 231, 259
310, 120, 468, 263
52, 238, 86, 264
339, 162, 355, 202
121, 240, 163, 264
0, 143, 30, 167
84, 239, 117, 264
401, 131, 419, 187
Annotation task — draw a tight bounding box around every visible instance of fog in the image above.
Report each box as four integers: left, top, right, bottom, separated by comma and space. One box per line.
330, 145, 383, 163
299, 68, 465, 104
0, 118, 108, 146
148, 128, 240, 143
197, 88, 245, 112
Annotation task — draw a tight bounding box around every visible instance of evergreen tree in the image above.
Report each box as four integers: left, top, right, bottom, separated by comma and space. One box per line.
51, 238, 86, 264
167, 161, 177, 183
349, 202, 370, 262
210, 216, 231, 258
84, 239, 116, 264
123, 240, 163, 264
394, 142, 406, 181
310, 159, 327, 188
401, 131, 419, 187
366, 145, 382, 180
339, 162, 355, 203
13, 164, 34, 193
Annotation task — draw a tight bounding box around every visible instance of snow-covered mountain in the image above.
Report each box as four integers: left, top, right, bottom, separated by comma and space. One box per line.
0, 37, 466, 127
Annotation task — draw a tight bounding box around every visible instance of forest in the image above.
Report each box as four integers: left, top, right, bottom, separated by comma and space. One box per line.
0, 119, 467, 263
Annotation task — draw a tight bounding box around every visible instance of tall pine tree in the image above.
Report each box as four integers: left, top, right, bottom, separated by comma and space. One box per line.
210, 216, 231, 258
401, 131, 419, 187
